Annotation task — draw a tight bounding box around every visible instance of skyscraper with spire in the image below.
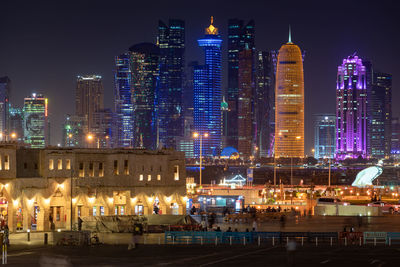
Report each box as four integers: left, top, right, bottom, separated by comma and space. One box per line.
274, 28, 305, 158
193, 17, 222, 157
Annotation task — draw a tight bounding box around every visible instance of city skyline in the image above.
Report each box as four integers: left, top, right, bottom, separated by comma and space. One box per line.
0, 0, 399, 154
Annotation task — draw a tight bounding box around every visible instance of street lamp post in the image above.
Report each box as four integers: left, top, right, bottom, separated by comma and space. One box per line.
193, 132, 208, 187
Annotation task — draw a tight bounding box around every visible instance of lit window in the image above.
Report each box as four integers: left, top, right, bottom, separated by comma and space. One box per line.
4, 155, 9, 170
174, 165, 179, 180
49, 159, 54, 170
124, 160, 129, 175
99, 162, 104, 177
89, 162, 94, 177
157, 174, 161, 181
114, 160, 119, 175
0, 156, 2, 170
79, 162, 84, 177
93, 206, 97, 216
57, 159, 62, 170
66, 159, 71, 170
148, 174, 151, 181
139, 174, 143, 181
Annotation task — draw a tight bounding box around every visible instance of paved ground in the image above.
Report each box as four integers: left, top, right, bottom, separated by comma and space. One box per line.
5, 244, 400, 266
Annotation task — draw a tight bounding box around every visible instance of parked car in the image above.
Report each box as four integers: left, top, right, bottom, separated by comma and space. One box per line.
367, 201, 400, 214
316, 197, 349, 206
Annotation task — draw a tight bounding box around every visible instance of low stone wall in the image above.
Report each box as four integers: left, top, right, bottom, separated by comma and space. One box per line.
315, 205, 381, 216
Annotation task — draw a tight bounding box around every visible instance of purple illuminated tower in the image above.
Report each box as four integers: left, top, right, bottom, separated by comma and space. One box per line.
336, 54, 368, 159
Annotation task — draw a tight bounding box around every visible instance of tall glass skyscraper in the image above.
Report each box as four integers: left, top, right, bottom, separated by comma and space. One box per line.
227, 19, 255, 150
193, 17, 222, 157
237, 47, 253, 157
391, 117, 400, 156
75, 75, 104, 133
23, 93, 48, 148
9, 106, 24, 142
0, 77, 10, 140
368, 72, 392, 158
129, 43, 159, 150
157, 19, 185, 149
114, 53, 134, 147
274, 31, 304, 158
314, 114, 336, 159
336, 54, 368, 159
255, 51, 275, 158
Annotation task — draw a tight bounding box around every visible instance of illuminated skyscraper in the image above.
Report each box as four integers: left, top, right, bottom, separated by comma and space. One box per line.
237, 47, 253, 157
23, 93, 48, 148
129, 43, 159, 150
274, 30, 304, 158
62, 114, 87, 147
75, 75, 104, 132
391, 117, 400, 156
193, 17, 222, 157
368, 72, 392, 158
227, 19, 255, 149
9, 106, 24, 142
0, 77, 10, 140
314, 114, 336, 159
114, 53, 134, 147
157, 19, 185, 149
255, 51, 275, 157
336, 54, 368, 159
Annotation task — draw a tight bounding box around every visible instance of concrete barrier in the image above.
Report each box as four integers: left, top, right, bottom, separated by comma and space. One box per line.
314, 205, 381, 216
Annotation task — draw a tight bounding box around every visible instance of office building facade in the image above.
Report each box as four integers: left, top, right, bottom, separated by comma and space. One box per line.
62, 114, 87, 147
391, 117, 400, 156
23, 93, 48, 148
368, 72, 392, 158
227, 19, 255, 150
255, 51, 275, 157
114, 53, 134, 148
75, 75, 104, 132
157, 19, 185, 149
314, 114, 336, 159
336, 54, 368, 159
129, 43, 159, 150
0, 77, 10, 140
237, 48, 254, 158
274, 33, 304, 158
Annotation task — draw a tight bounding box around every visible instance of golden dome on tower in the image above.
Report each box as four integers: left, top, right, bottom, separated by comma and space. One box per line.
205, 16, 218, 35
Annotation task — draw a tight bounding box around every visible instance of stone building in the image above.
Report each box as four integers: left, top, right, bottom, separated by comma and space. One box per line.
0, 143, 186, 232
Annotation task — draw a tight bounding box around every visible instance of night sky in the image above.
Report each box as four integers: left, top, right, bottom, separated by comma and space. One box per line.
1, 0, 398, 153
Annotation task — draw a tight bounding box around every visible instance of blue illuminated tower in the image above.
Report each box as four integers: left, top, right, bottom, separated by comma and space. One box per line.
193, 17, 222, 157
157, 19, 185, 149
114, 53, 134, 147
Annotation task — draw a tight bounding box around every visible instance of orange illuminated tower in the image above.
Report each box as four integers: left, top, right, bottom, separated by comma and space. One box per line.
274, 28, 304, 158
